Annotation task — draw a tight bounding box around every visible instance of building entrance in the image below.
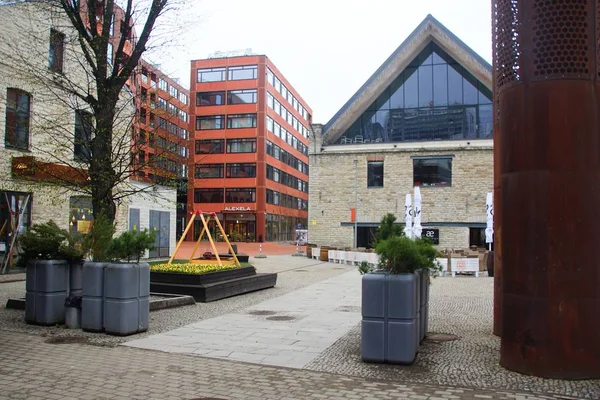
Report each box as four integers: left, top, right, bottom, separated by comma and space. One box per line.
224, 213, 256, 242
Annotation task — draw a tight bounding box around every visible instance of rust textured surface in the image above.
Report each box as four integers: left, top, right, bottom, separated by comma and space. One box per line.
494, 0, 600, 379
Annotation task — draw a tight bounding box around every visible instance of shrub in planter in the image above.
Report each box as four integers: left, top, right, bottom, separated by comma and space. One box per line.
102, 229, 156, 336
18, 220, 85, 325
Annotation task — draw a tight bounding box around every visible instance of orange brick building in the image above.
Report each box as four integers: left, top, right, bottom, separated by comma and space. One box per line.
188, 55, 311, 243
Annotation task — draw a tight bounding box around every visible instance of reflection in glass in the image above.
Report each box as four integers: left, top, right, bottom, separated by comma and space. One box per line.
463, 74, 478, 105
465, 107, 477, 139
418, 65, 433, 108
478, 104, 493, 138
404, 68, 418, 108
389, 73, 404, 109
433, 64, 448, 106
448, 64, 463, 106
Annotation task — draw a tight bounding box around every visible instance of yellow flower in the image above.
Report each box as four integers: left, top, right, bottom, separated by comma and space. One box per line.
150, 263, 240, 275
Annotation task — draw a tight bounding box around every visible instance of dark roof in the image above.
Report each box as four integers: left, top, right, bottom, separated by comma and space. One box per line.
323, 14, 492, 135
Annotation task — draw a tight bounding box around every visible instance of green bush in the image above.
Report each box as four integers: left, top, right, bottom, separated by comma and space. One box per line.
374, 213, 404, 245
375, 235, 442, 276
17, 220, 84, 267
82, 212, 116, 262
358, 260, 373, 275
107, 229, 156, 263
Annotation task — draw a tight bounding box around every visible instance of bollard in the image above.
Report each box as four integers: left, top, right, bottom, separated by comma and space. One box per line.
255, 242, 266, 258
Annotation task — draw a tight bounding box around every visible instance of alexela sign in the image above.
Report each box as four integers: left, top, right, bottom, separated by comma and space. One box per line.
223, 206, 252, 212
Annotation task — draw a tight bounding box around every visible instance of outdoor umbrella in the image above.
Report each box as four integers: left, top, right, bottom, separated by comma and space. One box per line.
413, 186, 423, 240
485, 192, 494, 249
404, 193, 413, 239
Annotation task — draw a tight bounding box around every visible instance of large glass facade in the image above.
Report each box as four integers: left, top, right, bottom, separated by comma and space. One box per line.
336, 43, 492, 144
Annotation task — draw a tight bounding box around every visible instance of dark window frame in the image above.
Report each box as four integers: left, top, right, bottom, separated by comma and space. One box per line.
49, 29, 65, 73
226, 138, 257, 153
367, 161, 384, 188
197, 67, 226, 83
194, 188, 224, 203
227, 65, 258, 81
227, 89, 258, 105
196, 91, 225, 107
74, 109, 93, 161
5, 88, 31, 150
196, 115, 225, 130
227, 113, 257, 129
194, 164, 224, 179
226, 163, 257, 178
225, 188, 256, 203
195, 139, 224, 154
413, 157, 453, 187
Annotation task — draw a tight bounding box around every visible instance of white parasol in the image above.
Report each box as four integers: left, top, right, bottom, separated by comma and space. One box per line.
413, 186, 422, 240
404, 193, 413, 239
485, 192, 494, 247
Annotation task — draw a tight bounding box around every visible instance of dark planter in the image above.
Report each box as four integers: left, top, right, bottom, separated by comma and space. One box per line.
25, 259, 69, 325
361, 271, 420, 364
69, 261, 83, 296
81, 261, 109, 332
487, 251, 494, 277
150, 266, 256, 285
103, 262, 150, 336
419, 270, 430, 343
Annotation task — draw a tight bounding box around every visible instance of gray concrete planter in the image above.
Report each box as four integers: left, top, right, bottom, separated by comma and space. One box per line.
25, 260, 69, 325
81, 262, 109, 332
103, 262, 150, 336
361, 271, 420, 364
419, 270, 430, 343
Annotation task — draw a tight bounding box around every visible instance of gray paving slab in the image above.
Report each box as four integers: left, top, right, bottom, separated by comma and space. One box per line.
124, 269, 362, 367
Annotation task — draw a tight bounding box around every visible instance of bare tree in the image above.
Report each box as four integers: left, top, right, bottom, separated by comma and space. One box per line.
0, 0, 184, 224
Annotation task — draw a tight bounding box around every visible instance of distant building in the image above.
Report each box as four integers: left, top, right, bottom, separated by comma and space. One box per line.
188, 55, 311, 242
309, 15, 493, 250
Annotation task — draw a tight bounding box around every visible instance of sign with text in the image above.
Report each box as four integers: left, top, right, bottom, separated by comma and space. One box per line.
223, 206, 252, 212
421, 228, 439, 244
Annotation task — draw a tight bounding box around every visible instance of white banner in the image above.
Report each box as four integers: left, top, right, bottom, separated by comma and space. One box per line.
413, 186, 422, 239
485, 192, 494, 243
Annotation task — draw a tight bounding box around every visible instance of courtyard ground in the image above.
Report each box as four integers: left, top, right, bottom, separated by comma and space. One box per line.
0, 254, 598, 399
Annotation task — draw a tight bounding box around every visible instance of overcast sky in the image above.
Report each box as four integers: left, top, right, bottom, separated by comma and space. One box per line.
148, 0, 492, 123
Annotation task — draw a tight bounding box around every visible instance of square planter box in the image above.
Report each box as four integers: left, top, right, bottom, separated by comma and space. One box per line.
361, 271, 420, 364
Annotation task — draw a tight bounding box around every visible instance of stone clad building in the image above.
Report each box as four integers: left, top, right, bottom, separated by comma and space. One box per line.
308, 15, 493, 250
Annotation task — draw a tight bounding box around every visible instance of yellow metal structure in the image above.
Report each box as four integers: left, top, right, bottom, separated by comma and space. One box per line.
168, 211, 241, 268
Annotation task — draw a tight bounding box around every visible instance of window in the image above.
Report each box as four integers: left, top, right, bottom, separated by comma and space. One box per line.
49, 29, 65, 73
266, 116, 274, 132
227, 89, 257, 104
266, 68, 274, 85
227, 113, 256, 129
178, 109, 187, 122
195, 139, 223, 155
194, 164, 224, 179
107, 42, 113, 65
196, 115, 224, 130
194, 188, 224, 203
267, 92, 274, 109
413, 157, 452, 187
226, 163, 256, 178
157, 97, 167, 110
179, 127, 188, 139
228, 65, 258, 80
226, 188, 256, 203
227, 138, 256, 153
469, 227, 486, 248
158, 78, 168, 91
5, 88, 31, 150
197, 67, 226, 83
74, 110, 93, 161
179, 92, 188, 104
367, 161, 384, 188
196, 91, 225, 106
169, 85, 178, 98
167, 103, 177, 115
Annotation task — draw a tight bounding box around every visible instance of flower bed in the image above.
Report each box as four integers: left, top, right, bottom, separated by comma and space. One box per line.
150, 263, 240, 275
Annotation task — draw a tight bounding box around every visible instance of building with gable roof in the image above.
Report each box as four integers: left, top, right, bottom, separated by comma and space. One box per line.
308, 15, 493, 250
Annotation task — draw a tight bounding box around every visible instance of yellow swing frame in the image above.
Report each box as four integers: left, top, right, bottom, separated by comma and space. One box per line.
168, 210, 241, 267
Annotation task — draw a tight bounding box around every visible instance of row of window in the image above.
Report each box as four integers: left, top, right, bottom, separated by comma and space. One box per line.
195, 114, 256, 130
156, 97, 188, 122
139, 109, 189, 139
151, 135, 189, 158
197, 65, 258, 83
194, 163, 257, 179
266, 165, 309, 193
267, 92, 309, 139
194, 139, 256, 154
266, 141, 308, 176
196, 89, 257, 107
194, 188, 256, 203
266, 189, 308, 211
366, 158, 453, 188
266, 68, 310, 122
266, 116, 309, 156
142, 69, 188, 105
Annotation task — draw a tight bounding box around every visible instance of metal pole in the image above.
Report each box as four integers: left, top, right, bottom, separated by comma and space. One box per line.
354, 160, 358, 249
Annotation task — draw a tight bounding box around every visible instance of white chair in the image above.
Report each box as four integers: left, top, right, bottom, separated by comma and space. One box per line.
367, 253, 379, 267
337, 251, 346, 264
312, 247, 320, 260
345, 251, 357, 265
354, 135, 363, 143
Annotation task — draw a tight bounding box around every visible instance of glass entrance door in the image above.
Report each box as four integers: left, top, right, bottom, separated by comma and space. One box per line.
226, 220, 256, 242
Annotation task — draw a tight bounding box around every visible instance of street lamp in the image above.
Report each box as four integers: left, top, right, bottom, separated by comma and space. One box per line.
354, 159, 358, 249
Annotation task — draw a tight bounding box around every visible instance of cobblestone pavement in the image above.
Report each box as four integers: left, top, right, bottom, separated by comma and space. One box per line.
0, 330, 578, 400
125, 270, 361, 368
305, 276, 600, 400
0, 272, 24, 283
0, 256, 350, 346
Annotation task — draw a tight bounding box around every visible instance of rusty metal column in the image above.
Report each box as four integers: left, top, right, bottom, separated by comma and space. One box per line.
494, 0, 600, 379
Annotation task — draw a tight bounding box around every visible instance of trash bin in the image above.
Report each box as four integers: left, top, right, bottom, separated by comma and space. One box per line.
228, 244, 238, 255
65, 296, 82, 329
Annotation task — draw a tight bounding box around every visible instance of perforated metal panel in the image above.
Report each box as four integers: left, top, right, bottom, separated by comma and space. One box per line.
493, 0, 521, 89
531, 0, 592, 78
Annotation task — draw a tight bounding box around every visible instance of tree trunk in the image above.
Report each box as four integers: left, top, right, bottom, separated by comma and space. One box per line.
90, 92, 119, 223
